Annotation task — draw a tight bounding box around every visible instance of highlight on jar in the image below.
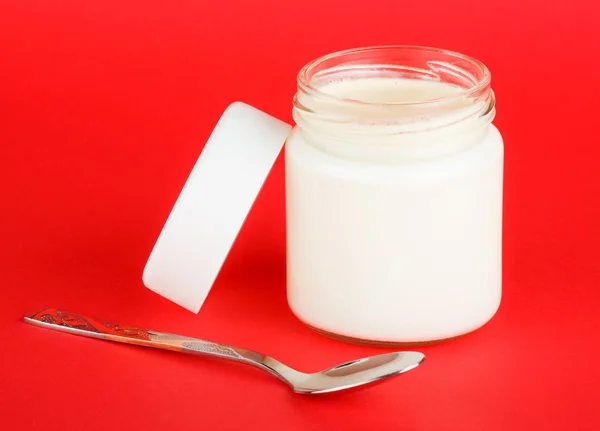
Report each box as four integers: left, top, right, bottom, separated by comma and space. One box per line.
143, 45, 503, 347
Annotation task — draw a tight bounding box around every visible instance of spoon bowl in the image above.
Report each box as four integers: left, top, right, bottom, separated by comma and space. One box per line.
290, 351, 425, 394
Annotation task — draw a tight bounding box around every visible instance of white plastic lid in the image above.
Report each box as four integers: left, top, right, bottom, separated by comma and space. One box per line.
142, 102, 292, 313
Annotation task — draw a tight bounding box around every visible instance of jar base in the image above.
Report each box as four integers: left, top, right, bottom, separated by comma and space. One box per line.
306, 324, 462, 347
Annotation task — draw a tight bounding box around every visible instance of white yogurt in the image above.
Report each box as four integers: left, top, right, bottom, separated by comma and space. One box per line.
286, 75, 503, 343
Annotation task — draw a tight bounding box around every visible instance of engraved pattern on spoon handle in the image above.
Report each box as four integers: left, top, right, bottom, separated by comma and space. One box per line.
24, 308, 251, 362
147, 333, 245, 360
24, 308, 155, 342
180, 341, 245, 360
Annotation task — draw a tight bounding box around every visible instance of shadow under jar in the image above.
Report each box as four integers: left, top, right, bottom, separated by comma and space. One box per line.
285, 46, 503, 346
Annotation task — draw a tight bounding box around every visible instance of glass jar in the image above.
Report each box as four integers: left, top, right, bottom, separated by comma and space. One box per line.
285, 46, 503, 345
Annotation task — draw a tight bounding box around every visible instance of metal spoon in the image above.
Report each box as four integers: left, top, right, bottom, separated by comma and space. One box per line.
24, 308, 425, 394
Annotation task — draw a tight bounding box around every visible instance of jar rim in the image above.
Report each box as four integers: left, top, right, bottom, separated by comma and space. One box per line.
297, 45, 492, 107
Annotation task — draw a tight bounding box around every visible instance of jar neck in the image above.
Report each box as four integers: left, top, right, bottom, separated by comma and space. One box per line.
292, 46, 496, 161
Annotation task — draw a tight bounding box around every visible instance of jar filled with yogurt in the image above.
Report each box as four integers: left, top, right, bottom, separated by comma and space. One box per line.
286, 46, 503, 345
144, 46, 503, 346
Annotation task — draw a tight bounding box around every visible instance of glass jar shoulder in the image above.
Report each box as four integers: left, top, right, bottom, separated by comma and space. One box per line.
285, 125, 503, 183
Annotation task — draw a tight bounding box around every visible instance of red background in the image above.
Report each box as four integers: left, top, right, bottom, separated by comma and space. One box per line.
1, 0, 599, 429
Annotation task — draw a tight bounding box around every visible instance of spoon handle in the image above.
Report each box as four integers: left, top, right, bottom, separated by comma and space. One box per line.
24, 308, 255, 364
